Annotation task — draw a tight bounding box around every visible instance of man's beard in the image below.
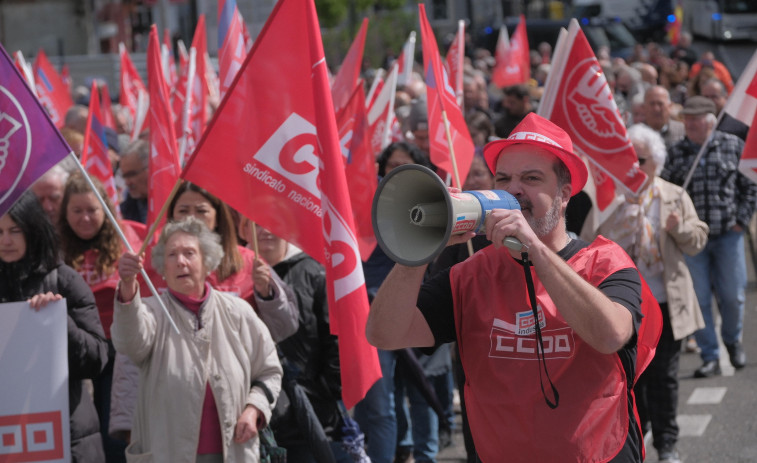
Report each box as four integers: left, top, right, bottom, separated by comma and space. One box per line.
521, 193, 563, 237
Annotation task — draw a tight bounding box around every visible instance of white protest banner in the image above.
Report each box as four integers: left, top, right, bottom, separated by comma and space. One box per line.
0, 299, 70, 462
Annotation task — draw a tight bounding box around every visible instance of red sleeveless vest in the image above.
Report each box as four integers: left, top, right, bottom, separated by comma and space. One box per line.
450, 237, 646, 463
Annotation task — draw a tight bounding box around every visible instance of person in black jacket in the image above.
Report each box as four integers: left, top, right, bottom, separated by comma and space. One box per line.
239, 218, 349, 463
0, 191, 108, 462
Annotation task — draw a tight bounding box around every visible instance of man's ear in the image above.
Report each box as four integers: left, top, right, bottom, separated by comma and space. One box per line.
560, 183, 573, 204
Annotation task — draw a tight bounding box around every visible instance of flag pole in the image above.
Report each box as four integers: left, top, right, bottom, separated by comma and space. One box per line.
69, 152, 180, 333
137, 180, 182, 256
177, 47, 198, 166
441, 110, 474, 257
250, 222, 261, 258
680, 110, 726, 194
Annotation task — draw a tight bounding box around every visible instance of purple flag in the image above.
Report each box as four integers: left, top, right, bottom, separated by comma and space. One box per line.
0, 44, 71, 217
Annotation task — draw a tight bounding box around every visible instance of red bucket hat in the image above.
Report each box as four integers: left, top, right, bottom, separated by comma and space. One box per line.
483, 113, 588, 196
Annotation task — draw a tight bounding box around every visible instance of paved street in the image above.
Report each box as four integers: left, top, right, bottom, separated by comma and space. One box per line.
437, 241, 757, 462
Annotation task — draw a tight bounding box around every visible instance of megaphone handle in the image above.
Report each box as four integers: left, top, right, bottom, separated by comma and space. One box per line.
503, 236, 527, 253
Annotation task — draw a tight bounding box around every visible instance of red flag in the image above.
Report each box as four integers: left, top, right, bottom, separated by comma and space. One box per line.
336, 85, 378, 260
723, 49, 757, 183
538, 19, 645, 201
667, 2, 684, 46
163, 29, 178, 88
444, 20, 466, 108
99, 83, 117, 131
81, 82, 120, 211
32, 49, 73, 129
13, 51, 36, 93
331, 18, 369, 114
181, 0, 380, 409
119, 43, 148, 139
0, 44, 72, 217
218, 0, 247, 98
61, 63, 72, 88
492, 16, 530, 88
366, 63, 398, 156
396, 31, 416, 88
418, 4, 475, 188
179, 15, 211, 163
147, 25, 181, 230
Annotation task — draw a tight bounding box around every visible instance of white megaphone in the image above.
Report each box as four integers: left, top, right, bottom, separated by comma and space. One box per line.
372, 164, 523, 266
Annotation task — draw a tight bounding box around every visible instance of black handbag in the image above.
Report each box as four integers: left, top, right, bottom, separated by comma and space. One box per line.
252, 381, 287, 463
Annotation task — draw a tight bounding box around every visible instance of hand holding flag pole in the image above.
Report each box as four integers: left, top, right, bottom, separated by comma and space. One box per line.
69, 153, 180, 333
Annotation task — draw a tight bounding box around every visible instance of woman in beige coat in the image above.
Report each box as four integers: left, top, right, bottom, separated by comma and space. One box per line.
582, 123, 708, 463
112, 218, 282, 462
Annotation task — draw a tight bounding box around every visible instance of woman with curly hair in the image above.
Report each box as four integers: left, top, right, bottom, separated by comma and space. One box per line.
59, 171, 143, 462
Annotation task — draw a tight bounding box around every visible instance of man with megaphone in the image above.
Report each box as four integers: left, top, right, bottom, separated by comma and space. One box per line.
367, 113, 660, 463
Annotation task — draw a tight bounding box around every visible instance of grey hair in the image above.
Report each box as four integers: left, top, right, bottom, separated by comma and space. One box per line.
122, 139, 150, 168
705, 113, 717, 127
151, 217, 224, 277
702, 78, 727, 96
629, 124, 667, 176
36, 164, 70, 186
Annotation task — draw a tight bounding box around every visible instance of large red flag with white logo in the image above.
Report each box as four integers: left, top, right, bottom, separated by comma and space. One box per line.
181, 0, 381, 408
492, 16, 530, 88
81, 81, 120, 211
336, 84, 378, 260
723, 49, 757, 183
331, 18, 368, 114
444, 20, 465, 108
0, 44, 71, 217
147, 26, 181, 230
119, 43, 148, 140
538, 20, 645, 226
218, 0, 247, 98
366, 63, 398, 157
419, 4, 475, 188
32, 49, 73, 129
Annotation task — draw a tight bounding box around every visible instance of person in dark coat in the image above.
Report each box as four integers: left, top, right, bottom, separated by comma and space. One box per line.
0, 192, 108, 462
240, 219, 349, 462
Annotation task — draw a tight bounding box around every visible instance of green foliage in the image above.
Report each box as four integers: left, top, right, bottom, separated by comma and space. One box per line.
315, 0, 349, 28
320, 6, 419, 71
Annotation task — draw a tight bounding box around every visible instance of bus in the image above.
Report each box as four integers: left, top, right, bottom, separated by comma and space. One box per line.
684, 0, 757, 41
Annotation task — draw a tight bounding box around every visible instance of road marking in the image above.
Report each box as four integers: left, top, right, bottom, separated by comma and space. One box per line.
687, 387, 727, 404
678, 414, 711, 437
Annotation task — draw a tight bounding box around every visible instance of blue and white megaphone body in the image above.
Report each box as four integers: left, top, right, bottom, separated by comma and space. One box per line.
372, 164, 522, 267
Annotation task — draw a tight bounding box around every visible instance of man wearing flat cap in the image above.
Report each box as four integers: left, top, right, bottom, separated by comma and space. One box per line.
368, 113, 655, 462
662, 96, 757, 378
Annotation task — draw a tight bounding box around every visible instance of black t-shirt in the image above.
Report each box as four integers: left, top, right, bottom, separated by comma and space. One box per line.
417, 238, 644, 462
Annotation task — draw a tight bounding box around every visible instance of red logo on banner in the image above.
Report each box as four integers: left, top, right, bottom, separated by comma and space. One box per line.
0, 411, 64, 461
563, 58, 629, 154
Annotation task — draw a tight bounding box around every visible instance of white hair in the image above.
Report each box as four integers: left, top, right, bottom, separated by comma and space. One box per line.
629, 124, 667, 176
151, 217, 224, 277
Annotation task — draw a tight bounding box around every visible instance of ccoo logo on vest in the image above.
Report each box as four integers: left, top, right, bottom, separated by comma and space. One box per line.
0, 85, 31, 207
489, 307, 576, 361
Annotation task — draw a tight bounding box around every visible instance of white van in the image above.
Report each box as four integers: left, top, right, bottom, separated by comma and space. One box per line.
683, 0, 757, 41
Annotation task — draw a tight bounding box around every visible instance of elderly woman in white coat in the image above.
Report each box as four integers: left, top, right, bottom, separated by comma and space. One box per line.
112, 217, 282, 462
582, 123, 708, 463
